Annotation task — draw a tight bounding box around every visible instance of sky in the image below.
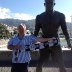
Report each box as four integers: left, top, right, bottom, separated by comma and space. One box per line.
0, 0, 72, 22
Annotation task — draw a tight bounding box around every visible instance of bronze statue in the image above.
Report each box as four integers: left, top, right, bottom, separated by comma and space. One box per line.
34, 0, 71, 72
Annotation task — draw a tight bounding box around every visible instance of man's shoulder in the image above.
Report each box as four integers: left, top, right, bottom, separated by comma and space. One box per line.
37, 11, 65, 16
39, 12, 46, 15
10, 35, 18, 40
36, 12, 46, 17
36, 12, 46, 20
54, 11, 65, 17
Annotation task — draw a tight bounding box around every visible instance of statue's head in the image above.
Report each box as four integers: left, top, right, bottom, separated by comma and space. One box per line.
44, 0, 55, 13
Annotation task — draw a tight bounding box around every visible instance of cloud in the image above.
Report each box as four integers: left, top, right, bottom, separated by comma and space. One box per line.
0, 7, 35, 20
0, 7, 12, 19
0, 7, 72, 22
14, 13, 34, 20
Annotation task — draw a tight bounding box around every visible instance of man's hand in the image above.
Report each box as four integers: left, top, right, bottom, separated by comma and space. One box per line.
14, 45, 21, 49
7, 45, 21, 50
47, 37, 56, 41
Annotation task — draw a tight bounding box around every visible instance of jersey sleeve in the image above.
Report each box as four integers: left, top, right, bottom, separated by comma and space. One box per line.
29, 35, 37, 43
8, 37, 14, 46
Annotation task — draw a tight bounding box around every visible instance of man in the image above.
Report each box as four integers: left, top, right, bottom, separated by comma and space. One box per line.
7, 23, 55, 72
34, 0, 72, 72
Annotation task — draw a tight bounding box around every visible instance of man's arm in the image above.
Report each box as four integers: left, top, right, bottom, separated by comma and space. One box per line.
30, 35, 55, 43
36, 37, 55, 43
7, 37, 20, 50
7, 45, 20, 50
34, 15, 41, 36
60, 13, 71, 48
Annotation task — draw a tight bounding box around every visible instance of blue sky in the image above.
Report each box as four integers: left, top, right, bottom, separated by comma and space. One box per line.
0, 0, 72, 22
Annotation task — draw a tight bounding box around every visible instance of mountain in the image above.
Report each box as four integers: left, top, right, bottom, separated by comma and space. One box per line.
0, 19, 72, 36
0, 19, 35, 32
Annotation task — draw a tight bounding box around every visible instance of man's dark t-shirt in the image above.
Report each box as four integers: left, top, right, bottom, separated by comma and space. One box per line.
34, 11, 69, 39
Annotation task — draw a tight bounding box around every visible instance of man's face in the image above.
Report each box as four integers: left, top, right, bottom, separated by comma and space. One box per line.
44, 0, 55, 12
17, 25, 25, 35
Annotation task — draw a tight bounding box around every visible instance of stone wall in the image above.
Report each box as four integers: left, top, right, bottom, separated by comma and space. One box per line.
0, 51, 40, 61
